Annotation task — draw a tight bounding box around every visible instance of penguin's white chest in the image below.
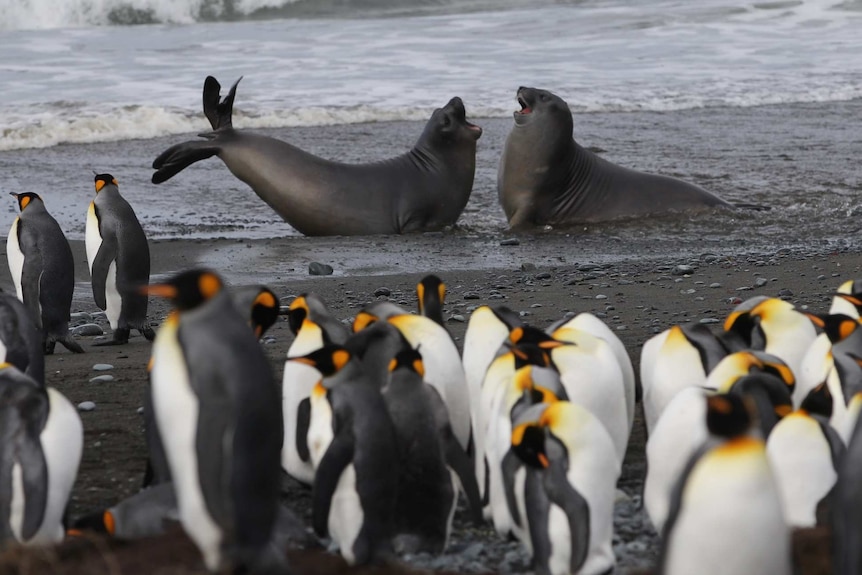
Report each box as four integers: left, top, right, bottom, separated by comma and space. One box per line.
85, 202, 101, 274
664, 441, 791, 575
328, 464, 364, 565
7, 217, 26, 302
150, 317, 223, 571
308, 392, 334, 470
281, 362, 320, 484
767, 414, 838, 527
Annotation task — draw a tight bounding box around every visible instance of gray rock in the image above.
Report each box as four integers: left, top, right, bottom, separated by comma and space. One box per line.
77, 401, 96, 412
308, 262, 334, 276
449, 314, 466, 323
673, 264, 694, 275
500, 238, 520, 246
755, 277, 769, 287
373, 287, 391, 297
89, 375, 114, 383
93, 364, 114, 371
520, 262, 537, 272
72, 323, 104, 336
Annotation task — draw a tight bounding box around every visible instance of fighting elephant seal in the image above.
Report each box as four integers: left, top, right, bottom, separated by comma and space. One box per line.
153, 77, 482, 236
497, 87, 732, 228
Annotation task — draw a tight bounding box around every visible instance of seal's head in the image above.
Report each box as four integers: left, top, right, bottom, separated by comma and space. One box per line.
513, 87, 572, 130
421, 96, 483, 148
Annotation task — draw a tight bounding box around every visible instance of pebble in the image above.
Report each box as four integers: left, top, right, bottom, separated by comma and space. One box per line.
137, 407, 145, 415
778, 288, 794, 298
77, 401, 96, 412
464, 293, 480, 300
373, 287, 391, 297
754, 277, 769, 287
70, 312, 93, 323
709, 282, 722, 288
448, 314, 466, 323
499, 238, 520, 246
535, 272, 551, 280
308, 262, 334, 276
673, 264, 694, 275
72, 323, 104, 336
93, 364, 114, 371
520, 263, 537, 272
699, 318, 720, 324
595, 294, 608, 300
89, 375, 114, 383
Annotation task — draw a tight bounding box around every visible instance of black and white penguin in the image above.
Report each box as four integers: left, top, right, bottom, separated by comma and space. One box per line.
0, 289, 44, 384
507, 400, 620, 575
640, 322, 728, 434
145, 269, 286, 573
281, 294, 349, 486
416, 274, 446, 326
834, 389, 862, 574
290, 344, 398, 566
86, 174, 154, 345
6, 192, 83, 354
382, 346, 482, 554
0, 362, 82, 545
658, 393, 791, 575
767, 383, 844, 527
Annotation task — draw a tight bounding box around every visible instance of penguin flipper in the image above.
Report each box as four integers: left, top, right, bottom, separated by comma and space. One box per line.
151, 141, 221, 184
501, 448, 524, 528
295, 397, 311, 463
444, 426, 483, 526
657, 443, 710, 570
543, 460, 591, 574
15, 389, 51, 541
21, 259, 43, 331
311, 433, 354, 538
194, 400, 232, 528
90, 238, 117, 312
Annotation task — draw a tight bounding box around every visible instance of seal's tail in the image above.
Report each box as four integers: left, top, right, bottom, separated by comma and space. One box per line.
151, 141, 221, 184
203, 75, 242, 131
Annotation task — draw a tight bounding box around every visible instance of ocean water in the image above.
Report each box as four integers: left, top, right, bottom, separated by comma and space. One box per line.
0, 0, 861, 246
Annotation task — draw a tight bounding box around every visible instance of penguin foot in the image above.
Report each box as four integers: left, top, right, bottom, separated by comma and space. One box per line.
94, 328, 130, 346
58, 336, 85, 354
140, 326, 156, 341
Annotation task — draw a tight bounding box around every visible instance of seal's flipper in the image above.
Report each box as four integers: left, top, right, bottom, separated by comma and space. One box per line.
203, 76, 242, 131
152, 141, 221, 184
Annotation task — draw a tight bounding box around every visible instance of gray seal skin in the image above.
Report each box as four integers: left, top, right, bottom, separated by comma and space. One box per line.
497, 87, 732, 228
152, 76, 483, 236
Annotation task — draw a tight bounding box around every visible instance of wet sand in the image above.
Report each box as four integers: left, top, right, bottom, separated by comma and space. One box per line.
0, 235, 849, 574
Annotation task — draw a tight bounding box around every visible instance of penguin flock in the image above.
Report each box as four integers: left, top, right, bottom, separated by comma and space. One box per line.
3, 177, 862, 573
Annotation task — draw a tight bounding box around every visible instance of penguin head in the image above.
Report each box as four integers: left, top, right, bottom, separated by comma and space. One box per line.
10, 192, 42, 212
417, 274, 445, 313
288, 295, 311, 335
289, 344, 352, 378
806, 313, 860, 344
513, 364, 567, 406
69, 509, 115, 536
800, 382, 833, 418
705, 393, 754, 439
510, 402, 570, 469
508, 325, 565, 353
712, 351, 795, 396
94, 173, 118, 193
388, 346, 425, 378
352, 301, 408, 332
249, 287, 279, 339
143, 269, 224, 311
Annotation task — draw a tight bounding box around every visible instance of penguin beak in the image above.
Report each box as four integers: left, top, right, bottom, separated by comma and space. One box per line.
141, 284, 178, 299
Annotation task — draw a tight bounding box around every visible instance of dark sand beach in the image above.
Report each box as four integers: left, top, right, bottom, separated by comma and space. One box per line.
0, 234, 848, 574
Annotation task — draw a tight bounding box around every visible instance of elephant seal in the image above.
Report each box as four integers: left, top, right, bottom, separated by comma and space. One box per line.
153, 77, 482, 236
497, 87, 732, 228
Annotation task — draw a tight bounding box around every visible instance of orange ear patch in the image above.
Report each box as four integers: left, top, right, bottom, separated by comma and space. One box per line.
332, 349, 350, 371
198, 274, 221, 299
104, 510, 116, 535
253, 291, 277, 308
95, 179, 107, 192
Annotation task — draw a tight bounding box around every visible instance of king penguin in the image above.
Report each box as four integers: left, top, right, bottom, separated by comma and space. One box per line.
289, 344, 398, 566
658, 393, 791, 575
382, 345, 482, 554
507, 400, 620, 575
229, 284, 280, 339
7, 192, 83, 354
0, 289, 44, 385
145, 269, 286, 573
86, 174, 154, 345
416, 274, 446, 326
0, 362, 82, 545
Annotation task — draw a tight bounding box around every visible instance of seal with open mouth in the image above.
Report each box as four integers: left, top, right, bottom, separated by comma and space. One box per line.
153, 77, 482, 236
497, 87, 732, 229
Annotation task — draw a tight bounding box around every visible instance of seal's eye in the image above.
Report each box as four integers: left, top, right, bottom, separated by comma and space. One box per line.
540, 94, 549, 102
442, 114, 451, 127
